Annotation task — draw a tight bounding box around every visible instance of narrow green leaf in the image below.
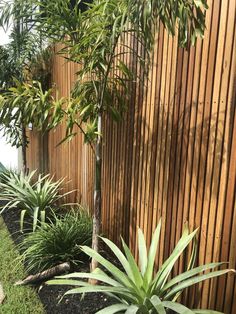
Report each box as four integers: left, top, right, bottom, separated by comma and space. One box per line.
47, 279, 92, 287
121, 238, 143, 288
144, 220, 161, 285
149, 295, 166, 314
138, 228, 147, 277
162, 301, 194, 314
80, 245, 133, 288
96, 304, 129, 314
193, 310, 224, 314
33, 207, 39, 232
101, 236, 135, 282
40, 210, 46, 226
64, 285, 134, 301
153, 228, 198, 293
165, 269, 235, 300
20, 209, 27, 232
56, 270, 121, 287
162, 262, 226, 292
125, 305, 140, 313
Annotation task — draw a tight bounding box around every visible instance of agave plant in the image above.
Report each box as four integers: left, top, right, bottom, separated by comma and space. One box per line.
48, 220, 234, 313
0, 170, 73, 231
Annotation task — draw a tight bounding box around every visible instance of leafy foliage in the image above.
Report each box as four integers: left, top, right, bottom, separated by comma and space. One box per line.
17, 0, 208, 143
0, 80, 64, 148
0, 0, 56, 164
19, 209, 93, 272
0, 45, 22, 90
48, 220, 234, 313
0, 0, 36, 31
0, 0, 209, 148
0, 170, 73, 231
34, 0, 208, 48
28, 47, 53, 92
0, 0, 46, 90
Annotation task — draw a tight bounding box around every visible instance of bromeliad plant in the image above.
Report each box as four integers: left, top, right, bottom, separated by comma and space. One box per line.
48, 220, 235, 313
0, 170, 73, 231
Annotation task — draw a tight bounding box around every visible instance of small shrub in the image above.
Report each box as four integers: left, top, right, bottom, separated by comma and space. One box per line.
19, 208, 92, 272
48, 220, 235, 314
0, 170, 73, 231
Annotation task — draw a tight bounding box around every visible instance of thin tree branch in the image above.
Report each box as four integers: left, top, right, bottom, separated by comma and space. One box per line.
74, 120, 96, 156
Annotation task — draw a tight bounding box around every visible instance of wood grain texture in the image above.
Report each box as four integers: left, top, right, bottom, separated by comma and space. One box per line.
26, 1, 236, 312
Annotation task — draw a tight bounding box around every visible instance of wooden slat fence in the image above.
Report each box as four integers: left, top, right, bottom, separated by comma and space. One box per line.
27, 0, 236, 312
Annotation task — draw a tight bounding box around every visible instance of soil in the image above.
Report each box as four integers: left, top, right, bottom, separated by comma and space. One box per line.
38, 285, 113, 314
1, 206, 116, 313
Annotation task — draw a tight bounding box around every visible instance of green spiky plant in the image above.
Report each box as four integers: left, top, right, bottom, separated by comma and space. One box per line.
48, 220, 235, 313
0, 169, 73, 231
19, 0, 208, 271
18, 209, 92, 272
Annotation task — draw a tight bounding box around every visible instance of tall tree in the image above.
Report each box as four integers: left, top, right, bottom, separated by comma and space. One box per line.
0, 0, 54, 173
17, 0, 208, 269
0, 80, 64, 173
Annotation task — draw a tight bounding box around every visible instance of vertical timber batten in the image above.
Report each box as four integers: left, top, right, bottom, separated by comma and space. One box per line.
26, 1, 236, 312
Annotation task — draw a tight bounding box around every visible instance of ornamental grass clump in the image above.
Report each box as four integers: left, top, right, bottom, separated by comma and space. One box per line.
48, 220, 235, 314
0, 170, 73, 231
19, 209, 92, 273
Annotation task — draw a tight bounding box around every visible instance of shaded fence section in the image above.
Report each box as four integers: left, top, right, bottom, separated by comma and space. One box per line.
27, 0, 236, 312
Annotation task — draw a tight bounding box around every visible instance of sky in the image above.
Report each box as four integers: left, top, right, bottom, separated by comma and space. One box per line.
0, 132, 18, 169
0, 26, 18, 169
0, 28, 11, 45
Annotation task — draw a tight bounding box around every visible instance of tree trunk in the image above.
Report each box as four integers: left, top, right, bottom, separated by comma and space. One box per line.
91, 113, 102, 274
39, 130, 49, 174
14, 262, 70, 286
21, 126, 28, 175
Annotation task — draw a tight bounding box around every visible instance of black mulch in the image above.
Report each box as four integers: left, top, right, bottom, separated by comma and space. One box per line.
1, 206, 116, 313
39, 285, 113, 314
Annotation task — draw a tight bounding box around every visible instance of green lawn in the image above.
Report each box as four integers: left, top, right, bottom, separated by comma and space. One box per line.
0, 217, 45, 314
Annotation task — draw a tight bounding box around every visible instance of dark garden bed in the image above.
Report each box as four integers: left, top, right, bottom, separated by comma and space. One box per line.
1, 207, 115, 314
